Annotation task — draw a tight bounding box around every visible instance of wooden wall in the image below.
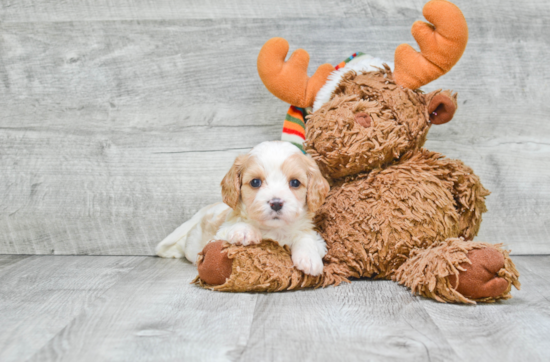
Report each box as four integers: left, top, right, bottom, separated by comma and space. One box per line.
1, 0, 549, 255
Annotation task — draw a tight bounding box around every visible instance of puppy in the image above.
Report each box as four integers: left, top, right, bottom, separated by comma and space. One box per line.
156, 141, 330, 275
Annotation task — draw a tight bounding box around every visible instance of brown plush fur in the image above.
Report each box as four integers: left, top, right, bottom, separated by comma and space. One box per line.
195, 240, 323, 292
195, 66, 520, 304
395, 239, 520, 304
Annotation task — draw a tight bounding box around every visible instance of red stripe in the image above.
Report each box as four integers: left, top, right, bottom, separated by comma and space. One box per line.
287, 106, 305, 121
337, 61, 347, 70
283, 127, 305, 139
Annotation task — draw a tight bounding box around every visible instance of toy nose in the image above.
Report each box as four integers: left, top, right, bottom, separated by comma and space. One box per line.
354, 112, 372, 128
269, 199, 284, 212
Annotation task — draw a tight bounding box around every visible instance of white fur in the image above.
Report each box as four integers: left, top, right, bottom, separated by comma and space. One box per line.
156, 141, 327, 276
312, 55, 394, 112
156, 202, 229, 263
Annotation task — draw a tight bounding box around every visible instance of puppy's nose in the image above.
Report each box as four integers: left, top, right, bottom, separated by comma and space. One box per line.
269, 199, 284, 212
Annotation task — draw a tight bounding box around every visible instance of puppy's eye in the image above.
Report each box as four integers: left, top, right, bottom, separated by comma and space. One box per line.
250, 179, 262, 188
289, 179, 301, 188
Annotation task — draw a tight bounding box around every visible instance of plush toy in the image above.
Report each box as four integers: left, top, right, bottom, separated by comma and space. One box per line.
194, 0, 520, 303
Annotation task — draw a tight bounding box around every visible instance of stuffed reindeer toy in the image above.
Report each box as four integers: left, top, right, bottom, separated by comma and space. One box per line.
194, 0, 520, 303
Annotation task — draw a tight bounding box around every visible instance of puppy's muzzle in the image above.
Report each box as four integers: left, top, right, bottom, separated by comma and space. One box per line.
269, 198, 284, 212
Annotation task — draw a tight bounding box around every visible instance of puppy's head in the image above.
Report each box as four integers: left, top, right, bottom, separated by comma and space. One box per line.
221, 141, 329, 228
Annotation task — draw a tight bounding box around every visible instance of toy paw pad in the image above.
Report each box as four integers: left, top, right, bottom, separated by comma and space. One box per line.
449, 248, 509, 299
197, 240, 233, 285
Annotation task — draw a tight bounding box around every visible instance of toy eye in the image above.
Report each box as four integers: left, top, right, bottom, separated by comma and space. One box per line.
289, 179, 301, 188
250, 179, 262, 188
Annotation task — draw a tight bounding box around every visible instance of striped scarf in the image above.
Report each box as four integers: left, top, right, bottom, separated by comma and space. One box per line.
281, 52, 365, 153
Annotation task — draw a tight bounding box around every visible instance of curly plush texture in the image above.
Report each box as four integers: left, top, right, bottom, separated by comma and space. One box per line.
312, 149, 489, 281
194, 240, 323, 292
394, 238, 520, 304
305, 66, 431, 179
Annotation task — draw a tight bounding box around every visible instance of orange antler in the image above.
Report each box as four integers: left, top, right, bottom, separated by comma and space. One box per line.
257, 38, 334, 108
393, 0, 468, 89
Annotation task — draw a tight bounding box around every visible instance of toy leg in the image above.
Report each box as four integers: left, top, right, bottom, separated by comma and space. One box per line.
393, 238, 520, 304
194, 240, 318, 292
194, 239, 353, 292
436, 158, 491, 240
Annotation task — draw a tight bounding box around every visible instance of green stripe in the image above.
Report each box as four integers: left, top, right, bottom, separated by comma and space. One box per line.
290, 142, 305, 153
284, 114, 305, 127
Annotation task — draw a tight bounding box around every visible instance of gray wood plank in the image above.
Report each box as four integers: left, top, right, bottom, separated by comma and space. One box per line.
1, 0, 547, 21
1, 1, 549, 255
240, 257, 550, 362
0, 148, 247, 255
421, 256, 550, 362
0, 255, 548, 361
0, 255, 146, 362
516, 255, 550, 301
1, 132, 547, 256
26, 257, 258, 362
0, 254, 31, 271
239, 281, 459, 362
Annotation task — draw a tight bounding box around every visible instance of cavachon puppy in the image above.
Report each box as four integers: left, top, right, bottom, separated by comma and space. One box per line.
156, 141, 330, 276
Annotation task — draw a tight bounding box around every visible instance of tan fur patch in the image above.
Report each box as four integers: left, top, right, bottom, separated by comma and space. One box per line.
281, 154, 308, 209
281, 153, 330, 213
239, 156, 266, 215
220, 154, 250, 209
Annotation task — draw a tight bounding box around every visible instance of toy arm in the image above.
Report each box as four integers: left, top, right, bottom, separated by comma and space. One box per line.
437, 158, 490, 241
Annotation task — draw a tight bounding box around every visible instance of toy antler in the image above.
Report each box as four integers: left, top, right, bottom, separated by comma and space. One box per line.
393, 0, 468, 89
257, 37, 334, 108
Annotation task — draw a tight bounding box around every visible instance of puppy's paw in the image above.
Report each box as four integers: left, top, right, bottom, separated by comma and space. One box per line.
292, 249, 324, 276
226, 223, 262, 246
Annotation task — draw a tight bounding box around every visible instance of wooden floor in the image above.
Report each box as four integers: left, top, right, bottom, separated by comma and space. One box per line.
0, 255, 548, 362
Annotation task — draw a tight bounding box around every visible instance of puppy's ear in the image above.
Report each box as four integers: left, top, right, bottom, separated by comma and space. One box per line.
221, 154, 247, 209
304, 155, 330, 213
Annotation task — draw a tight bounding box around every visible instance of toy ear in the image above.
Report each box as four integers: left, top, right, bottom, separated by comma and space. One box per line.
304, 156, 330, 213
221, 155, 247, 209
428, 91, 457, 125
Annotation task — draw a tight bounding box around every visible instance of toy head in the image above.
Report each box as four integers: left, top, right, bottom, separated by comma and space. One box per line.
305, 67, 458, 178
257, 0, 467, 179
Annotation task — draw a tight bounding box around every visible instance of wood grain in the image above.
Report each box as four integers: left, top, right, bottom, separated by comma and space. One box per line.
0, 255, 547, 361
26, 257, 258, 362
239, 282, 458, 361
1, 0, 549, 255
0, 254, 30, 271
0, 255, 145, 362
422, 255, 550, 362
1, 0, 548, 21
